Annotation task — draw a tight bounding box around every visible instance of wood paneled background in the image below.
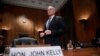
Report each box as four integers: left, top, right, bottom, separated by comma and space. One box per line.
72, 0, 98, 42
0, 0, 99, 45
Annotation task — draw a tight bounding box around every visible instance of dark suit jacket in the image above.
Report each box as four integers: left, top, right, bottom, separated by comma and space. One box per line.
44, 16, 66, 46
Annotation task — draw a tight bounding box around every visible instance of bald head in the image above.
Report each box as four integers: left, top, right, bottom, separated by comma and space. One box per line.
47, 6, 56, 16
48, 6, 55, 10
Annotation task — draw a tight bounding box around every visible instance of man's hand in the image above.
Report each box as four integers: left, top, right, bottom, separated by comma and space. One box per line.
40, 32, 45, 37
45, 30, 52, 35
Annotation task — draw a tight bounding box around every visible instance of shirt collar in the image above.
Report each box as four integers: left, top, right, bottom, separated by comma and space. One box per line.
50, 15, 55, 21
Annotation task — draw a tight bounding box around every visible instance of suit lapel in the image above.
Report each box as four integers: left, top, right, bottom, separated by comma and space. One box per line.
49, 16, 56, 28
45, 16, 56, 30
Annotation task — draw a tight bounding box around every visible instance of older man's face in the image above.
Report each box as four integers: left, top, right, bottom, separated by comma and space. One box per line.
47, 8, 55, 16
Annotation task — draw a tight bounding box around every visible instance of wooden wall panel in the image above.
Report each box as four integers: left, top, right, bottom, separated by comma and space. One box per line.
72, 0, 98, 42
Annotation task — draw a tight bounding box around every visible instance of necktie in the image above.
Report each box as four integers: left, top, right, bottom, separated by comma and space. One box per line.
46, 17, 51, 29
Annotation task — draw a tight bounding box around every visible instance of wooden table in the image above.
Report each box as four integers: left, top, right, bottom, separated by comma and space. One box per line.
3, 47, 100, 56
63, 47, 100, 56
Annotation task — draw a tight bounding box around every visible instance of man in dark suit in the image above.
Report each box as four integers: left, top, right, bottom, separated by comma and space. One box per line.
40, 6, 66, 46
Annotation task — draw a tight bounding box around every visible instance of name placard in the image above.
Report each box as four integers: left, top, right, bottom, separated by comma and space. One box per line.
9, 46, 63, 56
